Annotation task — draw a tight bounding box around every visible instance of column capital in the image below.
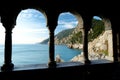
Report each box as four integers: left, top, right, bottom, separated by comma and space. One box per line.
1, 15, 16, 31
1, 20, 15, 31
82, 15, 93, 31
46, 11, 59, 32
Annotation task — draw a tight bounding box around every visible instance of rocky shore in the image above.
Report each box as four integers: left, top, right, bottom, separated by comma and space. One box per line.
70, 30, 113, 62
67, 43, 83, 50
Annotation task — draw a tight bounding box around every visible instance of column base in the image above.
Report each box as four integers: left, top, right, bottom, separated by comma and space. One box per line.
1, 63, 14, 72
114, 58, 118, 63
48, 61, 56, 68
85, 59, 91, 64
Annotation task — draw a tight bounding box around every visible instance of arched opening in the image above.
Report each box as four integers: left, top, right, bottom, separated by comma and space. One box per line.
12, 9, 49, 65
88, 16, 113, 61
55, 12, 82, 63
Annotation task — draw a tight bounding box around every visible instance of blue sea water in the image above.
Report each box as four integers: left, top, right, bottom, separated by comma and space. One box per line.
0, 44, 81, 66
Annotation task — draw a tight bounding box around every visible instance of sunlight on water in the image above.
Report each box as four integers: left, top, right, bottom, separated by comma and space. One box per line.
0, 44, 81, 66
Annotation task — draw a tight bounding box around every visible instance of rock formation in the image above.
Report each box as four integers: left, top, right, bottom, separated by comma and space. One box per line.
71, 30, 113, 62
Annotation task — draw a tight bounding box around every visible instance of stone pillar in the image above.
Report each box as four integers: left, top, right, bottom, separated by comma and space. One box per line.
48, 28, 56, 68
46, 12, 58, 68
1, 24, 14, 71
82, 16, 92, 64
111, 18, 119, 62
83, 29, 91, 64
112, 30, 118, 62
0, 9, 20, 71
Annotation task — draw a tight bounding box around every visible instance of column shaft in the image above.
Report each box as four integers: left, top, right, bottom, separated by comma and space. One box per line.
48, 30, 56, 68
112, 30, 118, 62
83, 29, 91, 64
1, 29, 14, 71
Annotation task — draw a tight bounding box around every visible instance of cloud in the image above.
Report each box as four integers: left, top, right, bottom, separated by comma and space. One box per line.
57, 12, 78, 29
13, 27, 48, 34
63, 24, 75, 28
17, 9, 46, 23
12, 28, 49, 44
0, 10, 80, 44
58, 20, 78, 28
58, 20, 78, 25
59, 12, 72, 16
58, 12, 77, 22
93, 16, 102, 20
12, 36, 47, 44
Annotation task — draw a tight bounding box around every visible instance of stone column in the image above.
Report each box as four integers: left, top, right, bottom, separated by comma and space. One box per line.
112, 30, 118, 62
83, 28, 91, 64
46, 12, 58, 68
82, 16, 92, 64
48, 28, 56, 68
1, 24, 14, 71
111, 18, 119, 62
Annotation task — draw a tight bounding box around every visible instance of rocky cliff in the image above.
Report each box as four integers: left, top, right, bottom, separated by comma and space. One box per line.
40, 19, 113, 62
71, 30, 113, 62
40, 19, 104, 46
54, 22, 83, 45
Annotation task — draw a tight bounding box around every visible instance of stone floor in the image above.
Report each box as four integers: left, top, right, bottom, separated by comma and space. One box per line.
0, 59, 119, 80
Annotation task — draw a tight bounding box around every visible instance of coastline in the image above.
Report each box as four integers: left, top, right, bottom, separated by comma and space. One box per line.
67, 43, 83, 50
69, 30, 113, 62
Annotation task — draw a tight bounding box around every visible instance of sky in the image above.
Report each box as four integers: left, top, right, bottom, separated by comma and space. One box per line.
0, 9, 100, 44
0, 9, 78, 44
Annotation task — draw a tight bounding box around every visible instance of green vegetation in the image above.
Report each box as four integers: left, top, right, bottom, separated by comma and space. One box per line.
69, 19, 105, 44
102, 50, 108, 56
40, 38, 49, 44
40, 28, 74, 44
40, 18, 105, 44
69, 31, 83, 44
55, 28, 74, 40
88, 19, 105, 42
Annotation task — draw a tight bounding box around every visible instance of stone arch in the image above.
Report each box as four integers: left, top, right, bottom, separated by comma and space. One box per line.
70, 11, 84, 45
0, 0, 119, 72
87, 15, 113, 61
55, 11, 81, 62
56, 12, 80, 44
70, 11, 84, 29
12, 8, 50, 65
14, 8, 47, 44
16, 8, 47, 26
56, 11, 92, 63
0, 9, 22, 71
100, 17, 113, 60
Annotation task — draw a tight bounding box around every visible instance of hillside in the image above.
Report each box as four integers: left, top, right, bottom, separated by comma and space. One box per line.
40, 19, 105, 45
55, 28, 75, 41
40, 28, 74, 44
71, 30, 113, 62
40, 38, 49, 44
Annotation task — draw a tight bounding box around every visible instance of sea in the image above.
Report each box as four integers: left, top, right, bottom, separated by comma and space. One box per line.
0, 44, 81, 66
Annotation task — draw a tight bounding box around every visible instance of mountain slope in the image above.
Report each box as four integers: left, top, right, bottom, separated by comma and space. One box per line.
40, 28, 74, 44
40, 19, 105, 45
